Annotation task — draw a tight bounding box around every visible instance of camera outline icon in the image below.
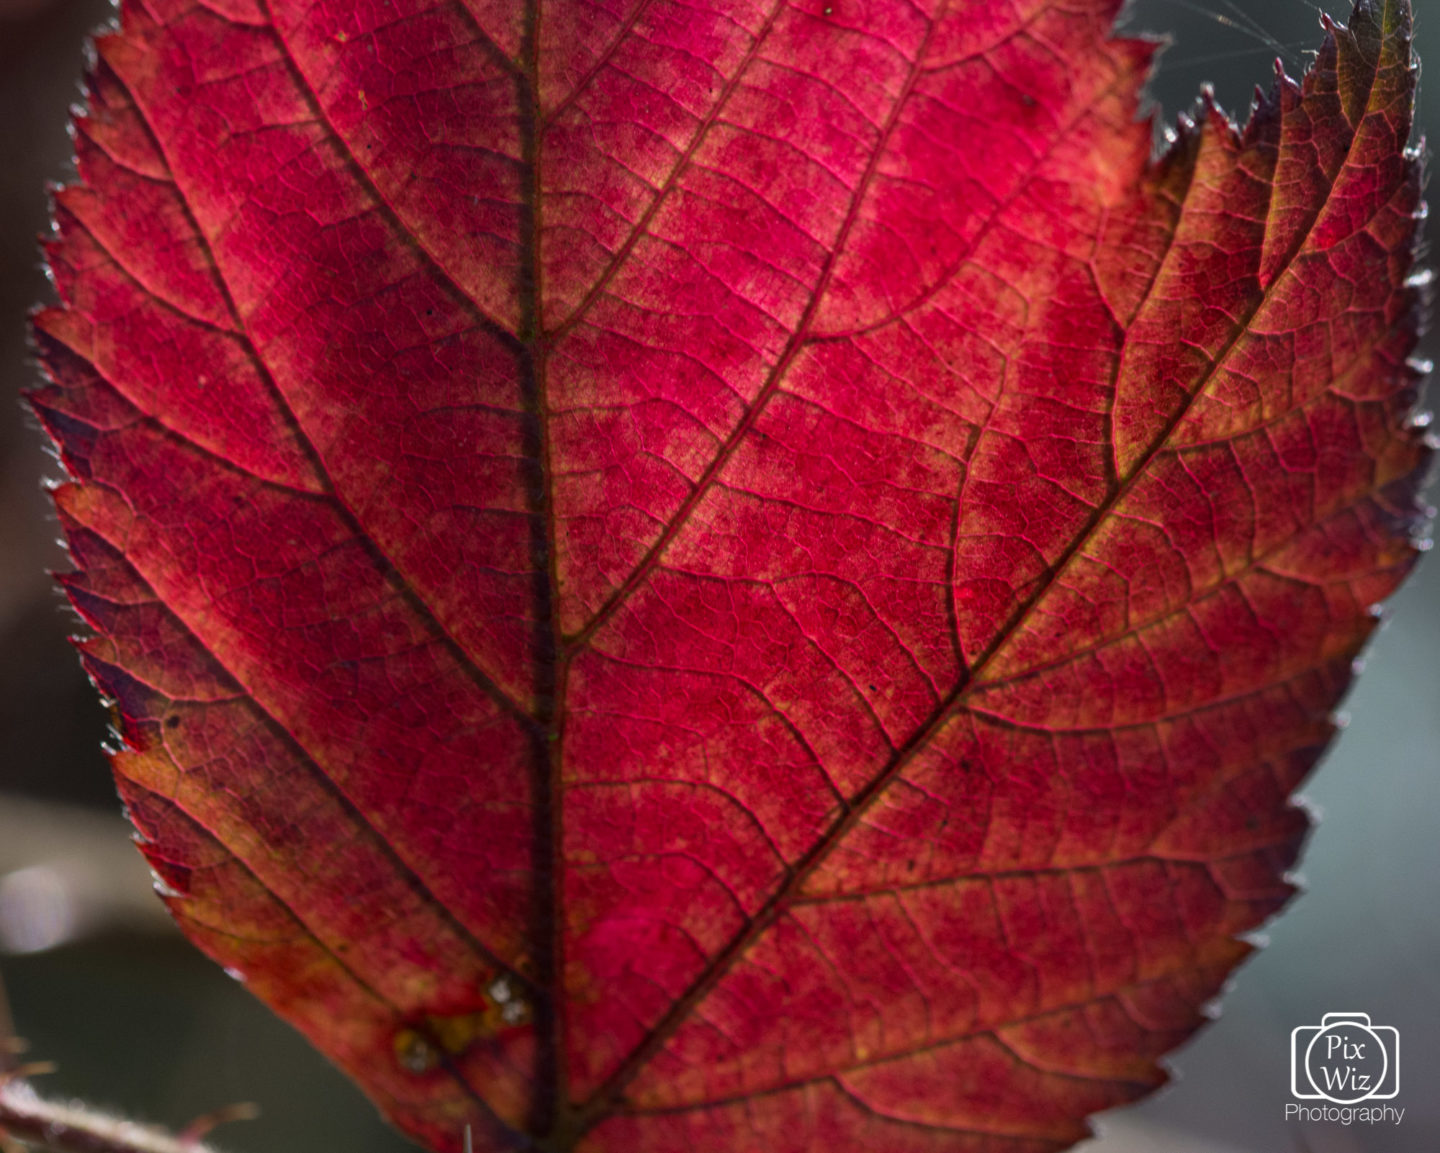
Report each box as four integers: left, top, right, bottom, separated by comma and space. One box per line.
1290, 1012, 1399, 1103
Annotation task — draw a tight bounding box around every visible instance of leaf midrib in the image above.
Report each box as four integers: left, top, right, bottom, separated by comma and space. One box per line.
86, 0, 1402, 1146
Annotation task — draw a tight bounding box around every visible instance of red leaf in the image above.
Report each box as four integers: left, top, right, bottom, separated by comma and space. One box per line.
30, 0, 1429, 1150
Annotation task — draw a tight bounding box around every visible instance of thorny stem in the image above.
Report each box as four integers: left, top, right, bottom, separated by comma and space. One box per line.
0, 1080, 229, 1153
0, 959, 254, 1153
0, 970, 23, 1153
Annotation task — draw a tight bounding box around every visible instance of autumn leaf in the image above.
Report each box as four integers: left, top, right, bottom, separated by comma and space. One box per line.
28, 0, 1429, 1150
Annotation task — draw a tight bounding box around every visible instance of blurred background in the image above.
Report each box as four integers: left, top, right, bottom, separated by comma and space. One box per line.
0, 1, 1435, 1150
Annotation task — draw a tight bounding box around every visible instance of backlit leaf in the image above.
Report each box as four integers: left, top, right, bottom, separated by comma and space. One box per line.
30, 1, 1430, 1150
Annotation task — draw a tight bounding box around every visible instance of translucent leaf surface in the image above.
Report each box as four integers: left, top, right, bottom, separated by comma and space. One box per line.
30, 1, 1430, 1150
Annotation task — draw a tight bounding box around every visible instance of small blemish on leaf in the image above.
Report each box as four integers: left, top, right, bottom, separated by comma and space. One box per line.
488, 973, 532, 1027
166, 715, 180, 729
395, 976, 533, 1074
427, 1013, 484, 1057
394, 1028, 441, 1075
